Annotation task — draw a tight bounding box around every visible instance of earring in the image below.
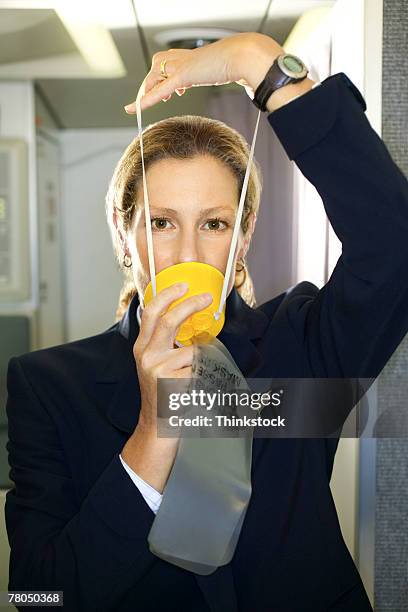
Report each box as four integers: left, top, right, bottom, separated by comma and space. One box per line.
235, 256, 247, 289
123, 254, 132, 268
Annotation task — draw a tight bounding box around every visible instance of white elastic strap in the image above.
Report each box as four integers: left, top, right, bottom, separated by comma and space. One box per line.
135, 83, 261, 317
136, 87, 156, 308
214, 108, 261, 319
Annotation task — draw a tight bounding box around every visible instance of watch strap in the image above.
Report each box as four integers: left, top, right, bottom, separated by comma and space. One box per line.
253, 56, 308, 112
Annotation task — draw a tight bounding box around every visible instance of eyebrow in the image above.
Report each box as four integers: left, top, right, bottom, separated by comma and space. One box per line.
149, 205, 236, 216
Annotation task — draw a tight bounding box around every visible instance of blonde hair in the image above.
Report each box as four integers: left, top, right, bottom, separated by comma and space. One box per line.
105, 114, 262, 322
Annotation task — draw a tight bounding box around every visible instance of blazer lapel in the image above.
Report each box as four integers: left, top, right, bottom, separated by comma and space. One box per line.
217, 288, 269, 378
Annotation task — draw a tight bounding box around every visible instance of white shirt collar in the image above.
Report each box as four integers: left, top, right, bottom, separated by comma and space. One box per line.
136, 302, 142, 328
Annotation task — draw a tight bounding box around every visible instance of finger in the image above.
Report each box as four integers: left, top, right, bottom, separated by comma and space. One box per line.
144, 58, 178, 94
124, 60, 179, 114
124, 74, 148, 114
173, 366, 193, 379
124, 76, 179, 113
155, 345, 195, 374
149, 293, 213, 352
140, 75, 181, 111
135, 283, 189, 353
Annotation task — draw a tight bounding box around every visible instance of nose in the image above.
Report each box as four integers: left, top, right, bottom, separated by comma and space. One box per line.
176, 227, 199, 264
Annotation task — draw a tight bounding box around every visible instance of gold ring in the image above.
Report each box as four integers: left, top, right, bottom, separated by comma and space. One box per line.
160, 59, 168, 79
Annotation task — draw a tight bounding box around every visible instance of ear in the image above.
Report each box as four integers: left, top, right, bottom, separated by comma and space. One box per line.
238, 211, 257, 259
113, 207, 130, 256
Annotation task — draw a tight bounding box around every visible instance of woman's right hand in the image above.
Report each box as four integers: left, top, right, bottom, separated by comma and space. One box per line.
133, 282, 213, 433
121, 282, 213, 493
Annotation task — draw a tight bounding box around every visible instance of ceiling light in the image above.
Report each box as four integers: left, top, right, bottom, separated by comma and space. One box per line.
54, 0, 126, 76
0, 0, 137, 29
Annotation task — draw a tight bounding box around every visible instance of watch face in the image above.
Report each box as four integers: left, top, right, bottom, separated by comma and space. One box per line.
278, 54, 308, 79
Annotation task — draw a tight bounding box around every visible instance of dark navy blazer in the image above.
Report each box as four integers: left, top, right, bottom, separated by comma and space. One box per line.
5, 73, 408, 611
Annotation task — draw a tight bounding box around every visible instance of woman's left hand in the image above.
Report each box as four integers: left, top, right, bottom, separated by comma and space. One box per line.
124, 32, 285, 113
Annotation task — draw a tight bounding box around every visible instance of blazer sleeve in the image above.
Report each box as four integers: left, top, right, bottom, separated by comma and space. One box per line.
267, 72, 408, 379
5, 356, 159, 612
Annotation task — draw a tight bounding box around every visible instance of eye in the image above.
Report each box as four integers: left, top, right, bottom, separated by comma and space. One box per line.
150, 216, 172, 231
203, 218, 229, 232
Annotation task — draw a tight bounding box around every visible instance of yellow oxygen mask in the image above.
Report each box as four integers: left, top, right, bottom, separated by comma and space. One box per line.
135, 81, 260, 347
143, 261, 225, 346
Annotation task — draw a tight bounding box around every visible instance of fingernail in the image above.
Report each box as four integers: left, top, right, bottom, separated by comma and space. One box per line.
202, 293, 213, 302
177, 282, 189, 292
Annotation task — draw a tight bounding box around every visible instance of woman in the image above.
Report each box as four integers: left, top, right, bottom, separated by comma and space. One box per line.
5, 32, 408, 611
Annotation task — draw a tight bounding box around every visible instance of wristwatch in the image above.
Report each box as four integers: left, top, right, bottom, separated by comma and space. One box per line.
253, 53, 309, 112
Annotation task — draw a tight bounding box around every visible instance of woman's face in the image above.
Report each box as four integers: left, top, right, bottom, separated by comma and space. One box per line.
126, 154, 253, 300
